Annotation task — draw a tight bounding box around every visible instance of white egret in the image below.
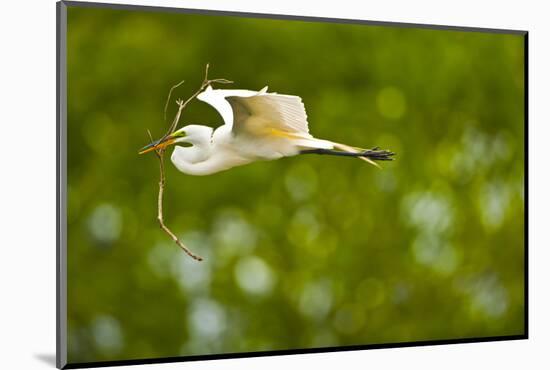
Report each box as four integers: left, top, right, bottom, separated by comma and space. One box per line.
139, 86, 394, 175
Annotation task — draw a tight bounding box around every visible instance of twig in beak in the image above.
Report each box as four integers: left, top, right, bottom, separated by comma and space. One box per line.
142, 64, 233, 261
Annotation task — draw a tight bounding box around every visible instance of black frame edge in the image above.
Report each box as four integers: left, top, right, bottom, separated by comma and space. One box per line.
523, 32, 529, 339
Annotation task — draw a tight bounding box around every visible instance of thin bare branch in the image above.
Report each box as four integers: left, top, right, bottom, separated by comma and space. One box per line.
156, 151, 203, 261
164, 64, 233, 137
204, 62, 210, 81
163, 79, 185, 122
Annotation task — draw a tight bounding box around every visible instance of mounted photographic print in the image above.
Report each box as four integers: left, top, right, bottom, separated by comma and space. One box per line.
57, 1, 527, 368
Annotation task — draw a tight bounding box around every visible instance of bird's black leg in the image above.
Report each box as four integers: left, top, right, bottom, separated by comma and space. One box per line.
300, 148, 395, 161
300, 149, 358, 157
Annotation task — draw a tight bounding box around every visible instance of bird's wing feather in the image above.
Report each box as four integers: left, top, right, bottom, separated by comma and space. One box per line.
225, 92, 310, 136
197, 86, 261, 128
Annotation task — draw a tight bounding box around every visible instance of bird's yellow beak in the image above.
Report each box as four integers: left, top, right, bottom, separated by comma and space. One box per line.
138, 135, 177, 155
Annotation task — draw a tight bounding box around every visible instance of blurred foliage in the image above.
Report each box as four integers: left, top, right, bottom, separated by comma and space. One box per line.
65, 4, 525, 364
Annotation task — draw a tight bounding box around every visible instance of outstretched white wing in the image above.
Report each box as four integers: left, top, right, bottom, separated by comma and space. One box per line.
197, 86, 258, 129
197, 86, 310, 136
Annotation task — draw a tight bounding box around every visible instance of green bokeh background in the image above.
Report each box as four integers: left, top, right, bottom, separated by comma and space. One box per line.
66, 5, 525, 364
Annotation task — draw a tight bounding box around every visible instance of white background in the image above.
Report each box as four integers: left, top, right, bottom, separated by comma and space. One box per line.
0, 0, 547, 369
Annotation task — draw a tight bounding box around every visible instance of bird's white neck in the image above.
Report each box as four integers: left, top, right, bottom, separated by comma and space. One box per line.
169, 125, 255, 175
170, 143, 216, 176
170, 143, 255, 176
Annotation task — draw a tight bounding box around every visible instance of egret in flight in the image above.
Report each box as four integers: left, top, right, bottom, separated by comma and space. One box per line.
139, 86, 394, 175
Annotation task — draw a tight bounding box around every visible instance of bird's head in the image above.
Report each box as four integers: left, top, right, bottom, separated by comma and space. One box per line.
139, 125, 212, 154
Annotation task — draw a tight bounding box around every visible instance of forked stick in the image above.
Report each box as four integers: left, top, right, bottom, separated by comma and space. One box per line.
148, 64, 232, 261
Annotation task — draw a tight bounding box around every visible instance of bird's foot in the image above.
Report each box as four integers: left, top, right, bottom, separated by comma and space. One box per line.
362, 148, 395, 161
